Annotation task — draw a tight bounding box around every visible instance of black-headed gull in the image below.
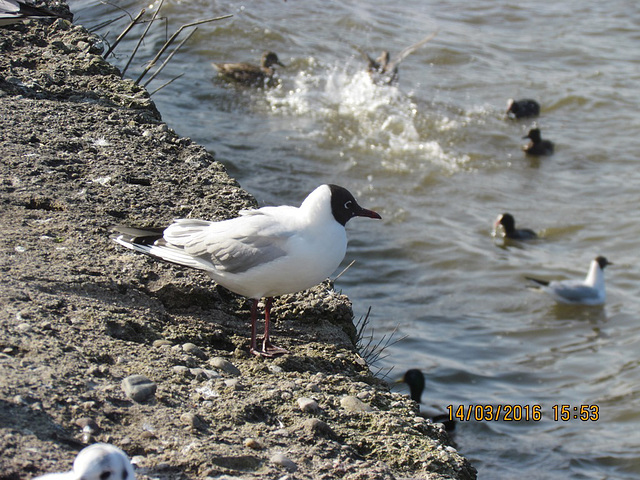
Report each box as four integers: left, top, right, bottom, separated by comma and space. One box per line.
113, 184, 381, 357
396, 369, 455, 433
526, 256, 611, 305
506, 99, 540, 119
494, 213, 537, 241
522, 127, 554, 156
33, 443, 135, 480
0, 0, 71, 26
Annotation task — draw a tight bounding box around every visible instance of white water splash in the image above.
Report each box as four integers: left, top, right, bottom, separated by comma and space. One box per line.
264, 62, 469, 173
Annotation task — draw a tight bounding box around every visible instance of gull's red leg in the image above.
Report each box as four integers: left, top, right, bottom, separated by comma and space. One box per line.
249, 299, 263, 357
262, 297, 289, 355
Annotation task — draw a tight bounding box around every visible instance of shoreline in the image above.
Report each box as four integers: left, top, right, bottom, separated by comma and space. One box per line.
0, 9, 476, 480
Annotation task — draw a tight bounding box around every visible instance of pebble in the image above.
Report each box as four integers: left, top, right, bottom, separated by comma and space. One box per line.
224, 378, 244, 390
244, 438, 264, 450
180, 412, 206, 431
303, 418, 335, 437
195, 383, 219, 399
209, 357, 241, 376
74, 417, 99, 434
191, 368, 220, 380
183, 342, 207, 360
356, 391, 373, 401
152, 339, 172, 348
270, 453, 297, 472
172, 365, 190, 376
122, 374, 157, 403
297, 397, 320, 414
340, 395, 373, 413
15, 323, 32, 333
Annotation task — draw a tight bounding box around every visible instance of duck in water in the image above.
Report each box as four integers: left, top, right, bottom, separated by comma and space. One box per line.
494, 213, 537, 241
522, 127, 554, 156
358, 31, 437, 85
397, 369, 456, 433
506, 98, 540, 119
213, 51, 285, 87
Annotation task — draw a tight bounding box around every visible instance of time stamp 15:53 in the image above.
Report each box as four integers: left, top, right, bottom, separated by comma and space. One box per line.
445, 404, 600, 422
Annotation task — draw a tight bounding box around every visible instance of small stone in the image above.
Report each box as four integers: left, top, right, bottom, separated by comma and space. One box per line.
297, 397, 320, 413
244, 438, 264, 450
209, 357, 241, 376
172, 365, 190, 376
183, 343, 207, 359
303, 418, 335, 438
356, 391, 373, 401
224, 378, 243, 390
153, 339, 172, 348
340, 395, 373, 413
15, 323, 32, 333
201, 369, 221, 379
75, 417, 99, 434
180, 412, 206, 431
122, 374, 157, 403
268, 364, 283, 374
270, 453, 297, 472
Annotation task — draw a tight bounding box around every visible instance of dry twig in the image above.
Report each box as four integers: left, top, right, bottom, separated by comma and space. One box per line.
135, 14, 233, 85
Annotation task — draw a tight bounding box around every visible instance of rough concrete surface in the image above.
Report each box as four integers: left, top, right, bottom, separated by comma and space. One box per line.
0, 8, 476, 480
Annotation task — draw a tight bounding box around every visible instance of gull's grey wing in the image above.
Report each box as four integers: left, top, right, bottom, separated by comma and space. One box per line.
167, 212, 296, 275
205, 232, 291, 274
386, 30, 438, 72
549, 282, 600, 303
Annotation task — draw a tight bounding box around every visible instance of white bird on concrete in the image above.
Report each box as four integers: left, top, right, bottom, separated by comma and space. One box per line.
113, 184, 381, 357
0, 0, 71, 26
33, 443, 135, 480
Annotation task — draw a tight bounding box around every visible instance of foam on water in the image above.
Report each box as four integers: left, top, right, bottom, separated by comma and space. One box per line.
264, 63, 469, 173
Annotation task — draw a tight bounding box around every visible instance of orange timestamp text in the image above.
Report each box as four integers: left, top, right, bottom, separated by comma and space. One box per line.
445, 404, 600, 422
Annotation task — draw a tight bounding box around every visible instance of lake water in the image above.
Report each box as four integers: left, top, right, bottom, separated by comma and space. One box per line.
70, 1, 640, 478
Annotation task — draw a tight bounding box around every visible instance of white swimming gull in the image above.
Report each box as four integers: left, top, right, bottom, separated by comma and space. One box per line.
33, 443, 135, 480
0, 0, 71, 26
526, 256, 611, 306
113, 184, 381, 357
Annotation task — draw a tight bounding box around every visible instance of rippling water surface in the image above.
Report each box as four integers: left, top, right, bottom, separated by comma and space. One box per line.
71, 1, 640, 477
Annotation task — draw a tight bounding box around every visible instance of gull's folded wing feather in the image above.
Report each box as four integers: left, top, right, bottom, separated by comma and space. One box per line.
548, 281, 600, 303
163, 210, 297, 274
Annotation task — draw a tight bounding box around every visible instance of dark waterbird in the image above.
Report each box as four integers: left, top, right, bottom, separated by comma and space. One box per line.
522, 127, 554, 156
212, 51, 285, 87
112, 185, 381, 357
506, 98, 540, 119
494, 213, 537, 241
0, 0, 72, 26
358, 31, 438, 85
397, 369, 456, 433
